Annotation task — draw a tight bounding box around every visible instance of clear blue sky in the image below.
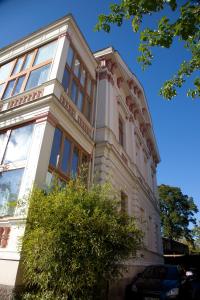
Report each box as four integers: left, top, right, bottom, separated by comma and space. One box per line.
0, 0, 199, 220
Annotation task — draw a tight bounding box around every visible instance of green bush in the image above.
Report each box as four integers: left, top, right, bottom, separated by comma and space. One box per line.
20, 178, 142, 300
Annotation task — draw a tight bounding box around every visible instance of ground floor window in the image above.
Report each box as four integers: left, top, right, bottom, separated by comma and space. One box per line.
0, 168, 24, 216
48, 126, 90, 183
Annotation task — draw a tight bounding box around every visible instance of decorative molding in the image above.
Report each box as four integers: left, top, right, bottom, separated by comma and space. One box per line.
127, 79, 134, 89
0, 227, 10, 248
58, 32, 71, 41
0, 88, 44, 113
117, 77, 124, 88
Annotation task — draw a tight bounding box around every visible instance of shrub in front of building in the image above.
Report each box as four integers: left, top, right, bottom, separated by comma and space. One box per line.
20, 177, 142, 300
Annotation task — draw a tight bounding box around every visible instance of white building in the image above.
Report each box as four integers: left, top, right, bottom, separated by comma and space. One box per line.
0, 14, 162, 299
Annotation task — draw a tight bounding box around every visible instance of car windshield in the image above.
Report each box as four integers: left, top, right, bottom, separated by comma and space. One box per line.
142, 266, 179, 280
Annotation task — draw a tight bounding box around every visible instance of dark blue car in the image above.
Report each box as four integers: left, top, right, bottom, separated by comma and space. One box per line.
125, 264, 184, 300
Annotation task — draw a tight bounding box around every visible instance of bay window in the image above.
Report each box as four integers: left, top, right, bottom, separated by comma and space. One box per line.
48, 127, 89, 182
62, 43, 95, 123
0, 123, 34, 216
0, 40, 57, 100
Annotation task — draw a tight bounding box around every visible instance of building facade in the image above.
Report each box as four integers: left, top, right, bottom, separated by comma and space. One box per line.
0, 15, 162, 299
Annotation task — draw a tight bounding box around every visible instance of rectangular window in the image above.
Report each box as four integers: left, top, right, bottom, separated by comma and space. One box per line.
22, 52, 34, 71
62, 43, 95, 123
0, 40, 57, 101
119, 117, 124, 147
66, 46, 74, 67
2, 80, 15, 99
0, 61, 14, 82
3, 124, 33, 164
62, 68, 70, 92
12, 57, 24, 75
71, 147, 79, 177
49, 127, 88, 181
13, 75, 26, 96
70, 80, 78, 103
0, 169, 24, 216
0, 123, 34, 217
33, 41, 57, 66
49, 128, 62, 167
25, 64, 50, 91
61, 138, 71, 174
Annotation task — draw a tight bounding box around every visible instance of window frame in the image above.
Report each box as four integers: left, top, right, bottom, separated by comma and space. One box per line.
0, 122, 34, 216
48, 125, 90, 182
0, 39, 57, 101
119, 115, 124, 147
62, 43, 95, 123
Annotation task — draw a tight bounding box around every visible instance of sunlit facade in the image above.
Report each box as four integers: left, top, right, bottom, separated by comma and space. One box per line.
0, 15, 162, 299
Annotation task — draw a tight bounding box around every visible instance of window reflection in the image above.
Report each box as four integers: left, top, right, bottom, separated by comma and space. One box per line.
34, 41, 57, 66
0, 168, 24, 216
49, 128, 62, 167
66, 46, 74, 67
3, 124, 33, 164
71, 147, 79, 177
12, 57, 24, 75
61, 138, 71, 173
71, 80, 78, 103
2, 80, 15, 99
25, 64, 50, 91
0, 61, 14, 82
62, 68, 70, 92
13, 75, 25, 96
22, 52, 34, 70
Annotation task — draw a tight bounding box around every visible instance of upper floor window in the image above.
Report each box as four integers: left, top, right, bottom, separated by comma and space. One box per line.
0, 123, 34, 216
0, 40, 57, 101
119, 116, 124, 147
62, 44, 95, 123
48, 127, 89, 182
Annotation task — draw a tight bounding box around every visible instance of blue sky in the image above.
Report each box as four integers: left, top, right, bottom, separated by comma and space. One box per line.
0, 0, 199, 220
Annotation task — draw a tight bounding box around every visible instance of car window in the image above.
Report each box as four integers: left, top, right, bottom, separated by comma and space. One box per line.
142, 266, 167, 279
166, 267, 179, 280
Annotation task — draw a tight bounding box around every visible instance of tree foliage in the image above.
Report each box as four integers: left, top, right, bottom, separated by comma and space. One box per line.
158, 184, 198, 243
96, 0, 200, 100
20, 178, 142, 300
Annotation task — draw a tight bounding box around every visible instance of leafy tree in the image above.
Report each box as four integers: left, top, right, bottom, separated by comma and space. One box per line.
192, 221, 200, 251
158, 184, 198, 243
20, 178, 142, 300
96, 0, 200, 99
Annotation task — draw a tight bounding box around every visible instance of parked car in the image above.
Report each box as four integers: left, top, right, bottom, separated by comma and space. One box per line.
125, 264, 185, 300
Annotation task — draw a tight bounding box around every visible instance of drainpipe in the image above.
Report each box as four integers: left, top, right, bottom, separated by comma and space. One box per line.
90, 65, 100, 185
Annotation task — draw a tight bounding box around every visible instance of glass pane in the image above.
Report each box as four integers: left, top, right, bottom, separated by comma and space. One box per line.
22, 52, 34, 70
84, 97, 91, 121
71, 147, 79, 177
70, 80, 78, 103
74, 59, 80, 78
3, 124, 33, 164
87, 77, 91, 95
61, 138, 71, 173
2, 79, 15, 100
80, 68, 86, 86
12, 57, 24, 75
34, 41, 57, 66
66, 46, 74, 67
13, 75, 25, 96
0, 168, 24, 216
25, 64, 50, 91
0, 132, 7, 163
77, 91, 83, 111
62, 68, 70, 91
0, 61, 14, 82
0, 83, 5, 96
49, 128, 62, 167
